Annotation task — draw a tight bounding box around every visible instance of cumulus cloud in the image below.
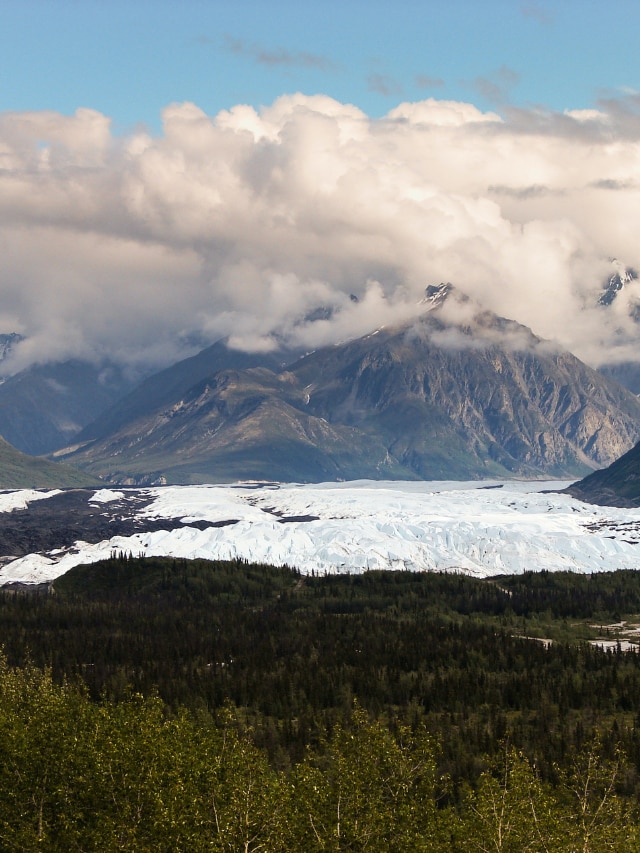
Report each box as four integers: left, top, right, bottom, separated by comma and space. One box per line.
1, 92, 640, 374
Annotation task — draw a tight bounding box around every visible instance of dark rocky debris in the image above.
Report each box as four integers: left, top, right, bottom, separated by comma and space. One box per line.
0, 489, 238, 559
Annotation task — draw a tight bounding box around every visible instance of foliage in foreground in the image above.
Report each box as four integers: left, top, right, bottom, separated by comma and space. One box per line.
0, 656, 638, 853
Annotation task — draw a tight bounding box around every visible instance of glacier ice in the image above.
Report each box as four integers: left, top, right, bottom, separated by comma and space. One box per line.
1, 479, 640, 585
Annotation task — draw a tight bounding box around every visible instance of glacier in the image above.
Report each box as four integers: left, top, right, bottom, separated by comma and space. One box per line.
1, 479, 640, 585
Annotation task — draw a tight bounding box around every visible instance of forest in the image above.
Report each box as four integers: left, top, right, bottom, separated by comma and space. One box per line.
3, 555, 640, 850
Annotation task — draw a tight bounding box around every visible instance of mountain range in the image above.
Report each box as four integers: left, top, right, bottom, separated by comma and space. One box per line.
46, 284, 640, 485
3, 278, 640, 489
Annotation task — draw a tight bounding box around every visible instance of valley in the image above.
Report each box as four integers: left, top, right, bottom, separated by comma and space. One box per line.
6, 14, 640, 845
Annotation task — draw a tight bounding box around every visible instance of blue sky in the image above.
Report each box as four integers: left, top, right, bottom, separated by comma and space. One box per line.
2, 0, 639, 132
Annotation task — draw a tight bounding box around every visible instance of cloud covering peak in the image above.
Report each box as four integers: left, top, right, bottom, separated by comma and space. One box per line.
2, 93, 640, 372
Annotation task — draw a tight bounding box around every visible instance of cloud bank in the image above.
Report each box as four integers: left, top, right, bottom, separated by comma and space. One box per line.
1, 93, 640, 373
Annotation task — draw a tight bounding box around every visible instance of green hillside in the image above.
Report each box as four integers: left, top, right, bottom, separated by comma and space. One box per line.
0, 435, 101, 488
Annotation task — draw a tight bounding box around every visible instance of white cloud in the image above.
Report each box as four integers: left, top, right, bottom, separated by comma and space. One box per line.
1, 95, 640, 373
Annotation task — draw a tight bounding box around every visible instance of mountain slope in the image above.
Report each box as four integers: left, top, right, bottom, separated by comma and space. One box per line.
566, 441, 640, 507
58, 367, 409, 484
77, 340, 292, 445
55, 293, 640, 485
0, 359, 137, 455
0, 435, 101, 489
292, 309, 640, 477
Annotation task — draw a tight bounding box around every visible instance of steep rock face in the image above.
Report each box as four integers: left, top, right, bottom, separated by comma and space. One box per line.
60, 368, 408, 484
55, 298, 640, 485
597, 265, 639, 308
0, 333, 23, 368
293, 311, 640, 476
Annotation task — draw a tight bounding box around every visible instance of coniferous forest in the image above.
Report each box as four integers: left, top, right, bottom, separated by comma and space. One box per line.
3, 556, 640, 850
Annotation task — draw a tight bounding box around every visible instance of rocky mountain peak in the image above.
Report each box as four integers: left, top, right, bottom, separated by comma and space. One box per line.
597, 261, 638, 307
420, 282, 455, 308
593, 261, 640, 393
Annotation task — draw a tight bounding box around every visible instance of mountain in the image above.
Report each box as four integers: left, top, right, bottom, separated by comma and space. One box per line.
77, 339, 293, 445
595, 262, 640, 393
54, 287, 640, 485
0, 359, 138, 455
57, 365, 406, 484
291, 308, 640, 474
0, 333, 24, 369
565, 440, 640, 507
597, 362, 640, 396
597, 263, 639, 309
0, 435, 101, 489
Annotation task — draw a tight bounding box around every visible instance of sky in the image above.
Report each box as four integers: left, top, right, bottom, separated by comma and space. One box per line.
2, 0, 640, 373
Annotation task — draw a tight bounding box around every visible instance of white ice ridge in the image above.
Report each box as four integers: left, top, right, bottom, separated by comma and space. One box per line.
2, 480, 640, 585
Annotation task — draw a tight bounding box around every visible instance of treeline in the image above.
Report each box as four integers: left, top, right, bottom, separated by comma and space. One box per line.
500, 568, 640, 619
0, 657, 637, 852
